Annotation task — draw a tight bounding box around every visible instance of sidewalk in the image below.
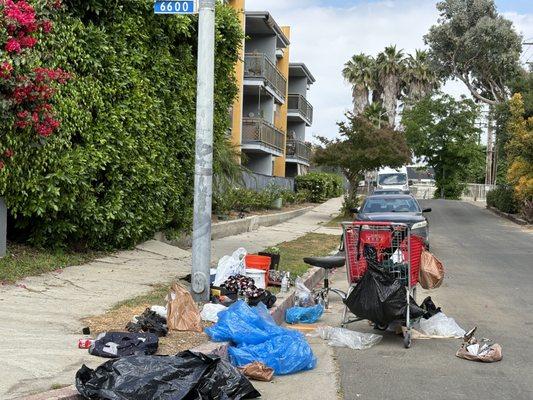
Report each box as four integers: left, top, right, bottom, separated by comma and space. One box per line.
1, 197, 342, 399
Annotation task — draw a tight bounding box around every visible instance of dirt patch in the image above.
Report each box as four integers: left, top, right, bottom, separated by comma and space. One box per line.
82, 286, 209, 355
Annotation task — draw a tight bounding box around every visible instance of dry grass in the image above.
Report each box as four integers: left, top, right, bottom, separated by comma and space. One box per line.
82, 283, 209, 355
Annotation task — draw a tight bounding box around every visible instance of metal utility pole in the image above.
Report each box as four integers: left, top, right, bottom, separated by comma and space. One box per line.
191, 0, 216, 303
485, 109, 494, 185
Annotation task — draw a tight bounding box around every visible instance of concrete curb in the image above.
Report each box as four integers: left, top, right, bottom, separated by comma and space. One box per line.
486, 206, 530, 226
20, 266, 326, 400
153, 206, 314, 248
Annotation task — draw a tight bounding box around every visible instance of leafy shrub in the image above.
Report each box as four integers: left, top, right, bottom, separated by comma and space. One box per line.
0, 2, 243, 248
341, 193, 360, 215
295, 172, 344, 203
487, 186, 519, 214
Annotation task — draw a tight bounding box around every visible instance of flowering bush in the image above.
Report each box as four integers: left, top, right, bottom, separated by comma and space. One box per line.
1, 2, 243, 248
0, 0, 67, 171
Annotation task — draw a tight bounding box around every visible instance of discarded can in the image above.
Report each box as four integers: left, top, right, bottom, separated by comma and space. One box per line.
78, 339, 94, 349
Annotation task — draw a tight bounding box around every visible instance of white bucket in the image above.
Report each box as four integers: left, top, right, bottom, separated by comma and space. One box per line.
246, 268, 267, 289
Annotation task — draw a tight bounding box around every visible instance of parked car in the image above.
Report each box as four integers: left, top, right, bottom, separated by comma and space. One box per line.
372, 189, 404, 195
355, 194, 431, 247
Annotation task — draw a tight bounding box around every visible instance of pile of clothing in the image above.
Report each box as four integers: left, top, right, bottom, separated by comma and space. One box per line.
217, 274, 276, 308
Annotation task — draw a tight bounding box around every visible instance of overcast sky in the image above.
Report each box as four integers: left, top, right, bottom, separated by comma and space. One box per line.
245, 0, 533, 141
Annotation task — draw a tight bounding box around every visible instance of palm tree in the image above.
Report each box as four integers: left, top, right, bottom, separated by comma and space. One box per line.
362, 103, 388, 128
376, 45, 405, 127
342, 54, 375, 116
403, 49, 439, 104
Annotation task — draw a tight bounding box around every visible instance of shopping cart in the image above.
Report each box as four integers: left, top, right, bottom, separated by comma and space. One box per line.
341, 221, 425, 348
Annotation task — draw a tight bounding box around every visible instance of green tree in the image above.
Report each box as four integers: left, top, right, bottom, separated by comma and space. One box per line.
402, 94, 483, 199
506, 93, 533, 221
314, 114, 411, 210
342, 54, 375, 116
424, 0, 522, 106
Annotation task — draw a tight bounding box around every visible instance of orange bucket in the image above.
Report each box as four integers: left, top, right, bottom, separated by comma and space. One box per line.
245, 254, 271, 285
245, 254, 271, 272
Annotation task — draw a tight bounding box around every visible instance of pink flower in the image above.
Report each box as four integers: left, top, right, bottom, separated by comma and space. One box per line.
5, 38, 22, 53
41, 19, 52, 33
4, 149, 14, 158
0, 160, 4, 170
19, 35, 37, 49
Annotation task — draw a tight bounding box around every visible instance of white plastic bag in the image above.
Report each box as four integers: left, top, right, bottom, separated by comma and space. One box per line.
418, 313, 466, 338
295, 277, 314, 307
150, 305, 167, 319
200, 303, 227, 323
213, 248, 247, 286
308, 326, 382, 350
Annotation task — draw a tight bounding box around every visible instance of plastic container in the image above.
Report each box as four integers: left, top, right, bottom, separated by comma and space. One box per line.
245, 254, 271, 271
246, 268, 267, 289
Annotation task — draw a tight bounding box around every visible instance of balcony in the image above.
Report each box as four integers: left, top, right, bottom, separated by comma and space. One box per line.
244, 53, 287, 103
288, 94, 313, 126
242, 117, 285, 155
286, 139, 311, 165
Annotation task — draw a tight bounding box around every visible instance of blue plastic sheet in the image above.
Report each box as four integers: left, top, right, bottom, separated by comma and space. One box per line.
285, 304, 324, 324
205, 301, 316, 375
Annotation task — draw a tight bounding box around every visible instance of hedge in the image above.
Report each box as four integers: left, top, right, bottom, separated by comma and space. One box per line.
486, 186, 519, 214
0, 1, 243, 248
295, 172, 344, 203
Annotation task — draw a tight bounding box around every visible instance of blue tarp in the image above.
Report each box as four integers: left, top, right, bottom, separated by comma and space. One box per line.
205, 301, 316, 375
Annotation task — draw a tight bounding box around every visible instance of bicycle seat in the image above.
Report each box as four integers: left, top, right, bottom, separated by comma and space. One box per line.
303, 256, 345, 270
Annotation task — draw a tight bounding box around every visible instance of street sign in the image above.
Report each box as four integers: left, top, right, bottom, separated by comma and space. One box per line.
154, 1, 197, 14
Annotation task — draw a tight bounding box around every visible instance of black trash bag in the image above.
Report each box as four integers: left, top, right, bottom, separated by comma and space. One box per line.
247, 290, 277, 309
126, 308, 168, 337
344, 262, 425, 326
420, 296, 442, 319
88, 332, 159, 358
76, 350, 260, 400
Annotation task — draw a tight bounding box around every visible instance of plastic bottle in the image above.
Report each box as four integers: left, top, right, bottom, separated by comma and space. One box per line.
281, 272, 289, 294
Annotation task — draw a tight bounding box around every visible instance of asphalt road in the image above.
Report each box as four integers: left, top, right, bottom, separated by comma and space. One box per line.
333, 200, 533, 400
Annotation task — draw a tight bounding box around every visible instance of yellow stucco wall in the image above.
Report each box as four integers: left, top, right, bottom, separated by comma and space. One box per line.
228, 0, 245, 161
273, 26, 290, 177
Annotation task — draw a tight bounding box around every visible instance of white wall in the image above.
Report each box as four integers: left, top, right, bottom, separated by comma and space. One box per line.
245, 35, 276, 62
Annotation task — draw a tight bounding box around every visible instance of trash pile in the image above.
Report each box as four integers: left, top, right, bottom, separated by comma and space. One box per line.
206, 300, 317, 375
76, 351, 260, 400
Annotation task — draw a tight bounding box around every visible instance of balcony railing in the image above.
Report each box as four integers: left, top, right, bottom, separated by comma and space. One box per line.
244, 53, 287, 102
242, 118, 284, 153
288, 94, 313, 125
286, 139, 311, 163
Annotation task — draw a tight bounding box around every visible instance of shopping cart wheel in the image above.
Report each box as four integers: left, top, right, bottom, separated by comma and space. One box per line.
373, 323, 387, 331
403, 332, 412, 349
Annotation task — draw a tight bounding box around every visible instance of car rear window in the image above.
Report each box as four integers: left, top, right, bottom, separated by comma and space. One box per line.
362, 197, 420, 213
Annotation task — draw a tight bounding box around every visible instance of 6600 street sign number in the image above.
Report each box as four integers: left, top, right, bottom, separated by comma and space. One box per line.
154, 1, 197, 14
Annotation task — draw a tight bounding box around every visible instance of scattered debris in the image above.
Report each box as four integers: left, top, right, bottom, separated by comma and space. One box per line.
238, 362, 274, 382
88, 332, 159, 358
456, 328, 502, 363
308, 326, 382, 350
166, 283, 203, 333
200, 303, 227, 323
205, 300, 316, 375
285, 304, 324, 324
76, 351, 260, 399
418, 313, 466, 338
126, 308, 168, 337
419, 249, 445, 289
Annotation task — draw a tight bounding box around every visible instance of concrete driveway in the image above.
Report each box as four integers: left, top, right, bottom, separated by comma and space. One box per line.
331, 200, 533, 400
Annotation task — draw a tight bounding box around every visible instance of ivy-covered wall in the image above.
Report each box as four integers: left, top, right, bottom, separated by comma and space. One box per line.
1, 1, 243, 248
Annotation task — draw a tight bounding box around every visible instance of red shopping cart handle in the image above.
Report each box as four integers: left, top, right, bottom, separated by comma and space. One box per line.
342, 221, 407, 227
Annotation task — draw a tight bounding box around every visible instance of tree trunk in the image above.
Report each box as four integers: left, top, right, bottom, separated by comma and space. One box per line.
352, 84, 369, 116
381, 74, 399, 128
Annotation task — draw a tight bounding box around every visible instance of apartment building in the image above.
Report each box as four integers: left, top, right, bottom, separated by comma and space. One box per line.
227, 0, 314, 178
